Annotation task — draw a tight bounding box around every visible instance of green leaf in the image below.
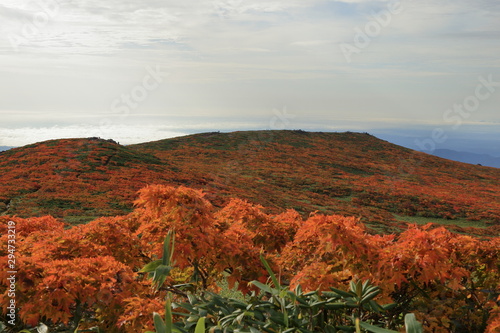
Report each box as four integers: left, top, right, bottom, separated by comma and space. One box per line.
404, 313, 423, 333
382, 303, 397, 311
283, 328, 297, 333
269, 312, 286, 326
359, 321, 399, 333
329, 287, 354, 299
151, 264, 173, 290
362, 279, 371, 294
350, 280, 363, 298
310, 300, 328, 307
260, 255, 281, 291
367, 300, 384, 313
361, 289, 381, 303
153, 312, 167, 333
162, 230, 175, 266
165, 294, 173, 333
251, 280, 277, 294
140, 259, 163, 273
295, 284, 303, 296
295, 296, 309, 305
346, 301, 359, 308
194, 317, 205, 333
324, 302, 348, 310
363, 285, 380, 297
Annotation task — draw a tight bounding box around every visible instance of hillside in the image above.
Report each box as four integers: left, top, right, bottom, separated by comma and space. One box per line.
0, 131, 499, 234
0, 138, 186, 223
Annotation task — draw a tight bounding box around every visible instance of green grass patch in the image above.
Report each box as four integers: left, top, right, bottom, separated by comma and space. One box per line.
63, 215, 100, 226
394, 215, 489, 229
336, 195, 355, 202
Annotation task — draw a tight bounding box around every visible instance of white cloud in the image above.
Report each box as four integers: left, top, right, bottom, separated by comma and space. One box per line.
0, 124, 186, 146
0, 0, 499, 147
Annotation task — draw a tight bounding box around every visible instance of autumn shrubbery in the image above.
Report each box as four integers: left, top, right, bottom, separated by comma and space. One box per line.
0, 185, 499, 332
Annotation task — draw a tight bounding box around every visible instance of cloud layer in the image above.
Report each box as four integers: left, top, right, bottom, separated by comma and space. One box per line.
0, 0, 499, 148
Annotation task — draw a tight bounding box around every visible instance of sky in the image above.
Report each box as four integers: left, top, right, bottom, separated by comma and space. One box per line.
0, 0, 499, 156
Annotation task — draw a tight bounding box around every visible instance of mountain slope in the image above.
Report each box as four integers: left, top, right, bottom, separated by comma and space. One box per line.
0, 131, 498, 235
129, 131, 500, 234
0, 137, 186, 222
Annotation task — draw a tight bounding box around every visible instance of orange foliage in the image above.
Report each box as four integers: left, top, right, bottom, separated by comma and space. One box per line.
1, 184, 499, 332
1, 132, 499, 238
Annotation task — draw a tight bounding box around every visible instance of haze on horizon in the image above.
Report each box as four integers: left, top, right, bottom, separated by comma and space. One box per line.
0, 0, 499, 156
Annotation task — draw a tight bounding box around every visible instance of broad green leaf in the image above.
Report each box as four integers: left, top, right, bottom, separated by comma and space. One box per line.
346, 301, 359, 308
295, 296, 309, 305
350, 280, 363, 298
362, 279, 371, 294
382, 303, 397, 311
162, 230, 175, 266
250, 280, 277, 294
329, 287, 354, 298
295, 284, 303, 295
363, 285, 380, 297
303, 291, 317, 297
140, 259, 163, 273
404, 313, 423, 333
269, 312, 286, 326
367, 300, 384, 313
152, 264, 173, 290
310, 300, 328, 307
361, 289, 381, 303
324, 302, 348, 310
349, 280, 357, 295
153, 312, 167, 333
194, 317, 205, 333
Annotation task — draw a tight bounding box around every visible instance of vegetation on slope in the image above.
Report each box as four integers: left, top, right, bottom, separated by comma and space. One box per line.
0, 138, 183, 221
131, 130, 500, 235
0, 131, 498, 236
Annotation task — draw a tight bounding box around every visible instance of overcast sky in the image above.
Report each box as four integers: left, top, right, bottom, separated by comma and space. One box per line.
0, 0, 499, 154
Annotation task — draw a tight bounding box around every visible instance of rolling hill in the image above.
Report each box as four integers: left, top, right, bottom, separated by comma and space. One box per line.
0, 131, 498, 235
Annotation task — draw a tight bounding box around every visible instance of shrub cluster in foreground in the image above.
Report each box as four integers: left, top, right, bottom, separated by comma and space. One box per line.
1, 185, 499, 332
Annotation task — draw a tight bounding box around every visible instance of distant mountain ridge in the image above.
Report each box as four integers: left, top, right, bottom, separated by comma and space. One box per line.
431, 149, 500, 168
0, 146, 14, 152
0, 131, 498, 235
